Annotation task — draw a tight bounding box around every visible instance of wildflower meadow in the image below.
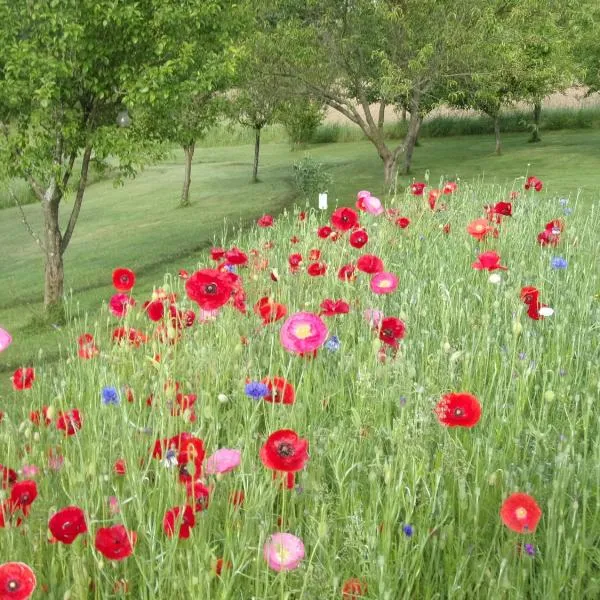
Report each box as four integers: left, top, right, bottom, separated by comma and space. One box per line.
1, 178, 600, 599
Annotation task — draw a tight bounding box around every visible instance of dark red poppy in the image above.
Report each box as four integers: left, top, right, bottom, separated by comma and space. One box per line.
524, 176, 543, 191
56, 409, 83, 436
378, 317, 406, 348
357, 254, 384, 274
174, 393, 197, 414
410, 182, 426, 196
11, 368, 35, 391
0, 465, 17, 489
526, 301, 550, 321
0, 562, 37, 600
331, 207, 358, 231
435, 393, 481, 427
493, 201, 512, 216
185, 269, 235, 310
537, 229, 560, 246
317, 226, 332, 239
338, 264, 357, 282
185, 481, 211, 512
290, 236, 300, 244
342, 578, 368, 599
213, 558, 232, 577
163, 505, 195, 539
308, 248, 321, 261
257, 214, 274, 228
210, 247, 225, 261
225, 247, 248, 265
288, 253, 303, 273
520, 286, 540, 305
77, 333, 99, 359
144, 300, 164, 322
298, 211, 306, 221
9, 480, 37, 515
349, 229, 368, 249
259, 429, 309, 472
254, 297, 287, 325
500, 493, 542, 533
113, 459, 127, 476
307, 262, 327, 276
395, 217, 410, 229
95, 525, 137, 560
48, 506, 87, 544
472, 251, 507, 271
320, 299, 350, 317
545, 219, 564, 233
442, 223, 451, 234
112, 267, 136, 292
262, 377, 296, 405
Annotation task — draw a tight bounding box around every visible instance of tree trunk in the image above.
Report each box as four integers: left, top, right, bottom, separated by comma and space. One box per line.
494, 115, 502, 155
401, 107, 407, 122
180, 141, 195, 207
529, 101, 542, 143
43, 181, 64, 312
252, 126, 261, 182
402, 111, 422, 174
383, 153, 398, 188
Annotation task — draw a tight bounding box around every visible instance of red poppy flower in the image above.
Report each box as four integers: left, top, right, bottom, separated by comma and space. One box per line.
524, 176, 543, 191
0, 562, 37, 600
209, 247, 224, 261
526, 300, 549, 321
331, 207, 358, 231
11, 367, 35, 391
349, 229, 368, 249
298, 211, 306, 221
338, 264, 357, 282
111, 327, 148, 346
442, 181, 457, 195
288, 253, 303, 273
410, 182, 426, 196
428, 189, 442, 210
320, 299, 350, 317
185, 269, 235, 310
378, 317, 406, 348
163, 505, 196, 539
1, 464, 17, 489
307, 262, 328, 276
467, 218, 493, 241
112, 267, 136, 292
357, 254, 384, 274
56, 409, 83, 436
435, 392, 481, 427
48, 506, 87, 544
95, 525, 137, 560
492, 201, 512, 216
254, 297, 287, 325
395, 217, 410, 229
113, 459, 127, 476
308, 248, 321, 261
537, 229, 560, 246
213, 558, 232, 577
262, 377, 296, 405
144, 299, 164, 322
545, 219, 564, 233
184, 480, 210, 512
225, 247, 248, 265
442, 223, 451, 234
259, 429, 309, 472
472, 251, 507, 271
257, 214, 274, 228
8, 480, 37, 515
317, 226, 332, 239
109, 293, 135, 318
342, 578, 368, 599
500, 493, 542, 533
520, 286, 540, 305
77, 333, 99, 359
178, 269, 189, 280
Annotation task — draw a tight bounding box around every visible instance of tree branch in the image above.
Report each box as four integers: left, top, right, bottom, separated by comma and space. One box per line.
10, 187, 45, 253
60, 143, 92, 255
377, 102, 386, 131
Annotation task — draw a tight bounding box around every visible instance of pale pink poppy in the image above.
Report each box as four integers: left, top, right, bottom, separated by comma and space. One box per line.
263, 532, 305, 572
280, 312, 328, 354
364, 195, 384, 216
363, 308, 383, 328
108, 496, 121, 515
0, 327, 12, 352
356, 190, 371, 211
204, 448, 241, 475
109, 293, 135, 318
21, 465, 39, 478
198, 309, 219, 323
370, 272, 399, 294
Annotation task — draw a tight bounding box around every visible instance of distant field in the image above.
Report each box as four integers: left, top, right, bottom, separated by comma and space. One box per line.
1, 129, 599, 395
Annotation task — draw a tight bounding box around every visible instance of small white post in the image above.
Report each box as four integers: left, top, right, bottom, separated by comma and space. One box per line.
318, 192, 328, 210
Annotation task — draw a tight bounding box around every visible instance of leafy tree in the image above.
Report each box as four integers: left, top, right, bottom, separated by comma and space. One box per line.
0, 0, 238, 312
255, 0, 487, 187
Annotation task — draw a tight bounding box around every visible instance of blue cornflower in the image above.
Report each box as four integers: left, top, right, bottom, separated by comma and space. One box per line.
551, 256, 568, 270
402, 524, 414, 537
524, 543, 536, 556
101, 386, 121, 406
563, 208, 573, 216
245, 381, 269, 400
224, 264, 237, 273
325, 335, 341, 352
559, 198, 569, 207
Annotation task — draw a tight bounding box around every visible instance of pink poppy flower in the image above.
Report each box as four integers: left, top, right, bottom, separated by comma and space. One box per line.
355, 190, 371, 211
363, 195, 384, 215
370, 272, 398, 294
204, 449, 241, 475
109, 294, 135, 318
363, 309, 384, 328
263, 532, 305, 572
0, 327, 12, 353
280, 312, 328, 355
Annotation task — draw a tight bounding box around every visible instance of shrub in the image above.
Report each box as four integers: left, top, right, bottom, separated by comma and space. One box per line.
292, 155, 332, 200
279, 99, 325, 148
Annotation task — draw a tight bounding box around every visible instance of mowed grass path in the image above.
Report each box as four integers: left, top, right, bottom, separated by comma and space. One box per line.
1, 129, 599, 393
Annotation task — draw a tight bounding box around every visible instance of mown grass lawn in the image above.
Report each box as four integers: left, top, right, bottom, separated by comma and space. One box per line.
1, 129, 599, 395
